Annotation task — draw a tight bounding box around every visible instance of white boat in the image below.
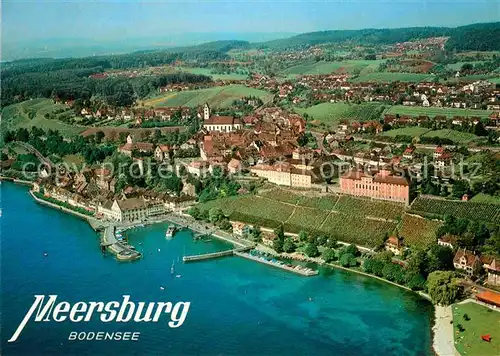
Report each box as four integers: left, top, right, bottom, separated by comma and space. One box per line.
165, 226, 177, 239
171, 260, 175, 275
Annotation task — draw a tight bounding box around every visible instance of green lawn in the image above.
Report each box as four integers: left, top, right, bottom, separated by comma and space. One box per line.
422, 129, 478, 143
1, 99, 85, 137
142, 85, 273, 108
380, 127, 431, 137
350, 72, 436, 83
470, 193, 500, 205
177, 67, 249, 80
452, 302, 500, 356
384, 105, 493, 119
295, 102, 384, 126
281, 60, 384, 76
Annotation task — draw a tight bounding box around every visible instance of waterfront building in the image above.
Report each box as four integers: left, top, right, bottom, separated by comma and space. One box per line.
385, 236, 404, 255
98, 198, 166, 222
453, 248, 481, 276
339, 169, 410, 205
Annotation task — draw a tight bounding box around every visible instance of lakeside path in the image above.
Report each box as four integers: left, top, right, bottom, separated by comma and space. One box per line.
433, 306, 460, 356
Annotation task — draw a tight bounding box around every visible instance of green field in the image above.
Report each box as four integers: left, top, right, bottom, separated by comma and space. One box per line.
198, 189, 404, 247
422, 129, 478, 143
281, 60, 384, 76
142, 85, 273, 108
446, 61, 486, 70
384, 105, 493, 119
177, 67, 248, 80
381, 127, 431, 137
294, 102, 384, 126
350, 72, 436, 83
1, 99, 85, 137
470, 193, 500, 205
453, 302, 500, 356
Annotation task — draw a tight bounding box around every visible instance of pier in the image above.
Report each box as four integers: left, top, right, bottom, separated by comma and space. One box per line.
102, 226, 142, 262
182, 246, 253, 262
234, 251, 319, 276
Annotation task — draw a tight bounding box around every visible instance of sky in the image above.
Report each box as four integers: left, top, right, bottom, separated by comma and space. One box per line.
2, 0, 499, 44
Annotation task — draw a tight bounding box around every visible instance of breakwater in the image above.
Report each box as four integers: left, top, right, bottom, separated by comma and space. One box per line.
183, 246, 253, 262
234, 251, 319, 276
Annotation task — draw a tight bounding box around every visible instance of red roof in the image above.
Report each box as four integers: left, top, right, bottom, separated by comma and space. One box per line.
203, 116, 237, 125
476, 290, 500, 307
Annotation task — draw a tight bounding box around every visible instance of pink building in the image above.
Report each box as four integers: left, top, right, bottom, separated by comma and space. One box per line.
339, 169, 410, 205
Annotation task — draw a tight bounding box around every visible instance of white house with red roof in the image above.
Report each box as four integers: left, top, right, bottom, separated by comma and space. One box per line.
201, 103, 243, 133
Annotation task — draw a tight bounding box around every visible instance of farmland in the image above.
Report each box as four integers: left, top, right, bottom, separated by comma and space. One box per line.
384, 105, 493, 119
198, 189, 405, 247
350, 72, 436, 83
398, 213, 443, 248
421, 129, 478, 143
141, 85, 273, 108
176, 67, 248, 80
410, 196, 500, 224
2, 99, 85, 137
470, 193, 500, 205
294, 102, 384, 126
281, 60, 384, 76
380, 127, 431, 138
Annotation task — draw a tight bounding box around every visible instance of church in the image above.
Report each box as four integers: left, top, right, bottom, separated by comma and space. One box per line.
201, 103, 243, 133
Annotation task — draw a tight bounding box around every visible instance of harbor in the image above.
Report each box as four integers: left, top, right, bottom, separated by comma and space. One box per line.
102, 225, 142, 261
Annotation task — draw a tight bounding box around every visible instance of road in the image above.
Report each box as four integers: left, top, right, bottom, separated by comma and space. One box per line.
16, 141, 55, 168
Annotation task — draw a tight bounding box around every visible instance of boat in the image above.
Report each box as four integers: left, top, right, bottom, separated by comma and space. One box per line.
170, 260, 175, 275
165, 225, 177, 239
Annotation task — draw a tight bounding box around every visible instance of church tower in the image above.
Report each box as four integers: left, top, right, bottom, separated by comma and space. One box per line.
203, 103, 210, 121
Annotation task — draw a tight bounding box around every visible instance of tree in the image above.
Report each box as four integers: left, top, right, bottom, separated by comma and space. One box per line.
208, 208, 224, 224
273, 238, 284, 253
427, 271, 463, 306
474, 121, 488, 137
452, 180, 470, 199
283, 238, 296, 253
407, 249, 428, 277
363, 258, 384, 275
322, 248, 336, 262
298, 230, 308, 242
340, 244, 359, 257
219, 218, 232, 232
405, 272, 427, 291
187, 206, 200, 219
426, 244, 455, 274
339, 253, 357, 267
305, 243, 319, 257
251, 225, 262, 243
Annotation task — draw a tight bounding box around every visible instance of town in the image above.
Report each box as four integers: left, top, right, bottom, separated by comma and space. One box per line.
1, 21, 500, 356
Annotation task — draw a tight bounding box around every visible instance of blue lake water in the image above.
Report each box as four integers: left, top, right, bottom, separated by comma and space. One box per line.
1, 183, 433, 355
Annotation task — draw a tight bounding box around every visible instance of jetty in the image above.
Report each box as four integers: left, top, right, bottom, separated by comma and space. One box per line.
234, 251, 319, 276
182, 246, 253, 262
102, 225, 141, 262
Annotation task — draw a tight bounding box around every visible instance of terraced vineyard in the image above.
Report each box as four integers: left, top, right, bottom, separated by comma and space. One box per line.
399, 213, 443, 249
335, 196, 404, 220
410, 196, 500, 224
318, 213, 397, 246
198, 189, 406, 248
296, 195, 339, 210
